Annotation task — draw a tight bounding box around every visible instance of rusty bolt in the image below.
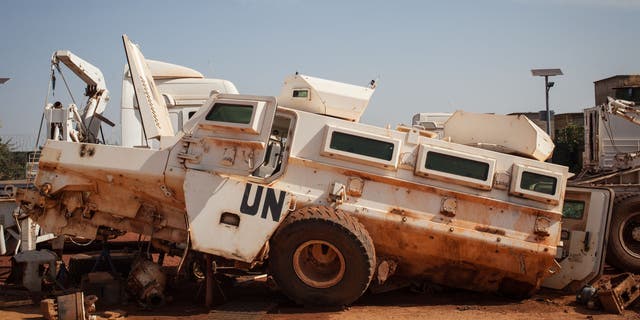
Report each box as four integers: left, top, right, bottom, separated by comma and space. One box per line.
441, 197, 457, 217
40, 183, 52, 195
449, 227, 454, 232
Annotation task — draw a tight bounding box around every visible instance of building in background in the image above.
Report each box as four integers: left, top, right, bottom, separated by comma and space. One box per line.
594, 75, 640, 106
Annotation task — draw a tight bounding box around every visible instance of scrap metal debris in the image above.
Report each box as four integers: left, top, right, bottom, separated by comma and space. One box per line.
40, 292, 98, 320
577, 273, 640, 314
126, 257, 167, 308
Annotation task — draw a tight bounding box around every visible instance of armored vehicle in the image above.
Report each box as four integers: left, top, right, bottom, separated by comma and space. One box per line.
15, 36, 613, 306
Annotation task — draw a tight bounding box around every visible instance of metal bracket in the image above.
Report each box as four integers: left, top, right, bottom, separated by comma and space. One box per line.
329, 182, 346, 204
440, 197, 457, 217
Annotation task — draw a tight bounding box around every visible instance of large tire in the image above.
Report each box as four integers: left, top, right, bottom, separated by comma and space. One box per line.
269, 206, 375, 306
606, 195, 640, 272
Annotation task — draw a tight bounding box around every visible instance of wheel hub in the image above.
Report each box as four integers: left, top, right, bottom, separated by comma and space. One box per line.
633, 227, 640, 242
619, 212, 640, 258
292, 240, 345, 289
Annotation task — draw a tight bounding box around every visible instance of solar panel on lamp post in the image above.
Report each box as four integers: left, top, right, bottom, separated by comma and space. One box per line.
531, 69, 563, 135
0, 78, 9, 85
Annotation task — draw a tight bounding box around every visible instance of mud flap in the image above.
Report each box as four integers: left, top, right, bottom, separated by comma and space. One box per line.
184, 170, 292, 262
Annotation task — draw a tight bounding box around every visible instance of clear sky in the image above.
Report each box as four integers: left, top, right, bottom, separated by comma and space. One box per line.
0, 0, 638, 147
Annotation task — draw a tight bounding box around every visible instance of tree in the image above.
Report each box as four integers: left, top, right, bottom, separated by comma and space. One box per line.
0, 138, 28, 180
552, 124, 584, 174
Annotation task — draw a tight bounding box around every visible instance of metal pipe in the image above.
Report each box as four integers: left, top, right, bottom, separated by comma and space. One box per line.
205, 254, 214, 308
0, 225, 6, 255
545, 75, 551, 135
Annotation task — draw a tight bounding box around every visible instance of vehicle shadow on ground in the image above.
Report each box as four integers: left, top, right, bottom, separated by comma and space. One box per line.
259, 283, 539, 314
267, 285, 636, 317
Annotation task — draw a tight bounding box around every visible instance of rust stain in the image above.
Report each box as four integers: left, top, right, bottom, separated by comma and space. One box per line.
475, 225, 507, 236
204, 136, 266, 149
288, 157, 561, 220
387, 207, 428, 221
351, 211, 557, 295
79, 144, 96, 157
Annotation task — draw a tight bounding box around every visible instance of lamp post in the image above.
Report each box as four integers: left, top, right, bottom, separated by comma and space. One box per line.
531, 69, 563, 134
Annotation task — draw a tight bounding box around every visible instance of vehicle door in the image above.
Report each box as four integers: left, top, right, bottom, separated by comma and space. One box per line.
180, 94, 294, 262
542, 186, 613, 291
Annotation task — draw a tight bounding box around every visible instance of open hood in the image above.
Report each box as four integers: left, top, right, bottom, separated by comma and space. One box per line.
122, 34, 174, 139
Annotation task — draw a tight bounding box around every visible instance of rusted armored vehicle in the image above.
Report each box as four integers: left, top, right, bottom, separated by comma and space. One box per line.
16, 36, 613, 306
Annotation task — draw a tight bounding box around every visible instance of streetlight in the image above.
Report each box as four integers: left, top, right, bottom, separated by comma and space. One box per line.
0, 78, 10, 130
531, 69, 563, 134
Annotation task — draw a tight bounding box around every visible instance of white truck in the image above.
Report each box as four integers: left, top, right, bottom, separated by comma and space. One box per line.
14, 35, 615, 306
575, 97, 640, 273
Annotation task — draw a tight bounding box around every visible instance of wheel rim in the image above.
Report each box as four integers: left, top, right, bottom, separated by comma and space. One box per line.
619, 211, 640, 259
191, 259, 205, 280
292, 240, 345, 288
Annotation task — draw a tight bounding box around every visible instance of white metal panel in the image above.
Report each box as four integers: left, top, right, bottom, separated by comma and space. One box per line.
444, 111, 555, 161
598, 111, 640, 168
35, 140, 170, 194
278, 74, 375, 122
145, 59, 204, 79
122, 35, 174, 139
184, 170, 292, 262
543, 187, 612, 290
156, 78, 239, 106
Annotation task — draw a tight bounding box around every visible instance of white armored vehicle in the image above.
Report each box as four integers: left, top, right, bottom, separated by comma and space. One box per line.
16, 36, 613, 306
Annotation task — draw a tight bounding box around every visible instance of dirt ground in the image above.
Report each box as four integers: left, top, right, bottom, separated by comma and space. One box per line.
2, 283, 639, 320
2, 251, 640, 320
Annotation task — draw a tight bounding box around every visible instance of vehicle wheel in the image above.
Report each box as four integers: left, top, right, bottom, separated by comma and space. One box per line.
607, 195, 640, 272
269, 206, 375, 306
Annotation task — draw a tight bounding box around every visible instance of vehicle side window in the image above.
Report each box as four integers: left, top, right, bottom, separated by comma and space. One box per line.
415, 144, 495, 190
509, 164, 563, 204
520, 171, 557, 195
425, 151, 489, 181
321, 126, 401, 170
206, 103, 254, 124
329, 131, 395, 161
562, 200, 585, 220
293, 89, 309, 98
